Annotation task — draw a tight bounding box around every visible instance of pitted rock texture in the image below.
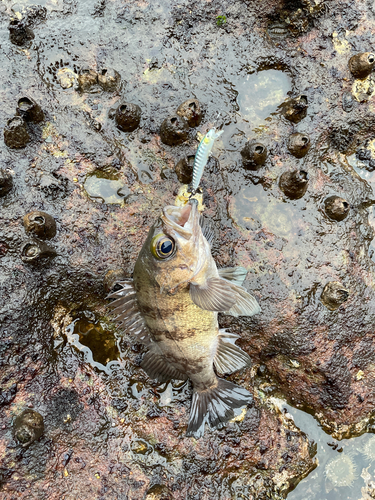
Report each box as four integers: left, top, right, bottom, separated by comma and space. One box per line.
1, 0, 375, 497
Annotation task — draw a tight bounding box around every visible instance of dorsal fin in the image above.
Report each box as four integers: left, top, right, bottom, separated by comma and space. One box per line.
199, 216, 215, 245
107, 279, 152, 346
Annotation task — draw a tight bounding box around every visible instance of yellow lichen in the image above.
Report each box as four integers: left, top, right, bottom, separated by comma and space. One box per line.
332, 32, 351, 55
230, 407, 247, 423
175, 185, 205, 211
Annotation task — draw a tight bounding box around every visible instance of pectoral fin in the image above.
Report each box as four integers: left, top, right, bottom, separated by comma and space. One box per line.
141, 347, 188, 383
214, 329, 251, 375
218, 266, 248, 286
107, 279, 152, 346
190, 276, 260, 316
190, 277, 237, 312
223, 281, 261, 317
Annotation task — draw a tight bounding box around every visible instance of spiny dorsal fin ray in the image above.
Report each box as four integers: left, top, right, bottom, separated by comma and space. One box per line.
214, 329, 251, 375
107, 279, 152, 346
199, 216, 215, 245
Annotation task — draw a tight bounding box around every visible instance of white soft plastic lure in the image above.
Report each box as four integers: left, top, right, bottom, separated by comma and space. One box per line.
192, 128, 224, 191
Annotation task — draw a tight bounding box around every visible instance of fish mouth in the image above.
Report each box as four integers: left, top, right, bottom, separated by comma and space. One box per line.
161, 199, 199, 239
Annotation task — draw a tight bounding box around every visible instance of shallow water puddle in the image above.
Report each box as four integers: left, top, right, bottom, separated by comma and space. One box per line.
84, 170, 129, 204
235, 69, 292, 128
347, 153, 375, 262
229, 183, 305, 239
284, 402, 375, 500
65, 310, 124, 374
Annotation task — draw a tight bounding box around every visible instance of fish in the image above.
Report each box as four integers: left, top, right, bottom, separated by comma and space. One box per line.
191, 128, 224, 191
108, 199, 261, 438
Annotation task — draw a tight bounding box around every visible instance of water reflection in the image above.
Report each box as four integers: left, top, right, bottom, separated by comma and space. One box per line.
285, 402, 375, 499
235, 69, 292, 129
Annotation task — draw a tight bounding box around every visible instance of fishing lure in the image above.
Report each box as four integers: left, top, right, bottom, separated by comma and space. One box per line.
191, 128, 223, 191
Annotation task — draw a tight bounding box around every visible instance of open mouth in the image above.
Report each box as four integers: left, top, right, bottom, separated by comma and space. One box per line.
162, 200, 197, 238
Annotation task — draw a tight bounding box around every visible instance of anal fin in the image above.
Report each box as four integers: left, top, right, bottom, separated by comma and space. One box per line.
214, 329, 251, 375
141, 347, 188, 384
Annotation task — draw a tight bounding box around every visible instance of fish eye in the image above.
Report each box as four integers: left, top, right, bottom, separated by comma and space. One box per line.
151, 233, 176, 260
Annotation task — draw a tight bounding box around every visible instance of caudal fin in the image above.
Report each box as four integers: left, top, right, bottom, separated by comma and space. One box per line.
186, 379, 253, 438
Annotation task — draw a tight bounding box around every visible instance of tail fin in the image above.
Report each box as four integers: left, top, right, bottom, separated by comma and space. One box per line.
186, 379, 252, 438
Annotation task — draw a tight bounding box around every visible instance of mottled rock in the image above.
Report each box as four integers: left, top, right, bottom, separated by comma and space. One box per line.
77, 69, 98, 92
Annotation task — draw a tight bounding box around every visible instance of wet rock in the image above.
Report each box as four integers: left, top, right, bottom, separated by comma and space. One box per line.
342, 91, 354, 112
16, 97, 44, 123
175, 155, 195, 184
281, 94, 308, 124
56, 67, 77, 89
20, 239, 56, 264
160, 115, 189, 146
0, 242, 9, 257
3, 117, 30, 149
320, 282, 349, 311
279, 169, 309, 199
324, 196, 350, 221
98, 68, 121, 91
349, 52, 375, 79
12, 409, 44, 447
0, 169, 13, 197
0, 384, 17, 407
77, 69, 98, 92
241, 141, 268, 170
145, 484, 173, 500
23, 211, 57, 239
176, 99, 202, 127
115, 103, 141, 132
104, 268, 127, 293
8, 18, 34, 46
287, 133, 311, 158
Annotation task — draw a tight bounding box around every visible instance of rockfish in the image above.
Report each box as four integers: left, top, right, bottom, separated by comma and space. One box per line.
108, 199, 261, 437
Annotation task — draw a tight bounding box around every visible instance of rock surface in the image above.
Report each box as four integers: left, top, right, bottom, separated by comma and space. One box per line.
1, 0, 375, 497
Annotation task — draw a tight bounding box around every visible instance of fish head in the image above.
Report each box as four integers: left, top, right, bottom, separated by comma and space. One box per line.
138, 199, 212, 293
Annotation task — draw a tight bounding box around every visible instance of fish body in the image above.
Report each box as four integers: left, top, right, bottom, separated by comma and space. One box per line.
109, 200, 261, 437
192, 128, 224, 190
